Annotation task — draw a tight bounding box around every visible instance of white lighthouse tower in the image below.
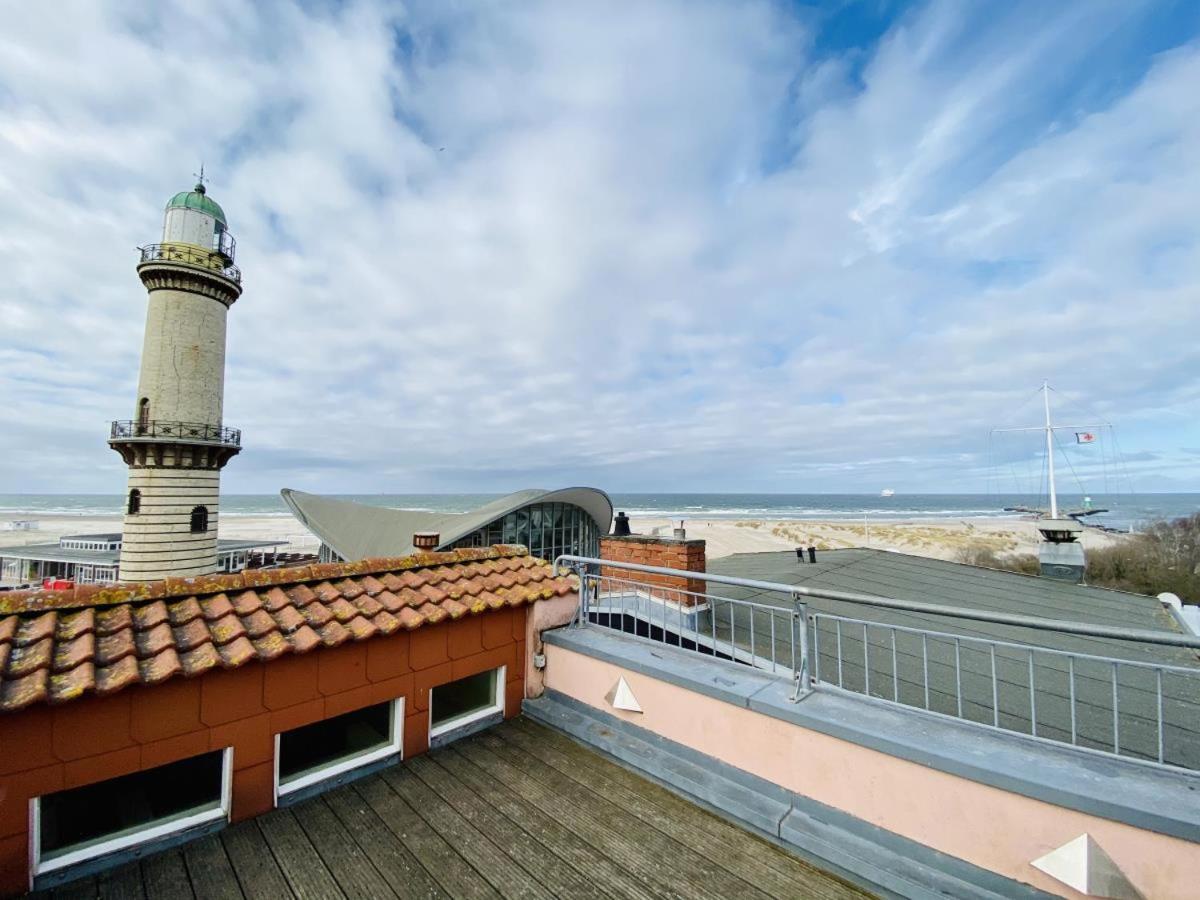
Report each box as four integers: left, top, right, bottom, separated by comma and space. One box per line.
109, 177, 243, 581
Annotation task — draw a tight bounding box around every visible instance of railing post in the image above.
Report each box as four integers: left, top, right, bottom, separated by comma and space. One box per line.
573, 562, 589, 628
789, 594, 812, 702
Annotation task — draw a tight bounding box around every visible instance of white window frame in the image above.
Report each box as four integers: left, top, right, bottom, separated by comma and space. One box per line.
274, 697, 404, 803
428, 665, 506, 741
31, 747, 232, 877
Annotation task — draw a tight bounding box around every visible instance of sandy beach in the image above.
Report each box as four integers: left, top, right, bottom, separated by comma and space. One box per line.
0, 510, 1124, 563
626, 515, 1125, 561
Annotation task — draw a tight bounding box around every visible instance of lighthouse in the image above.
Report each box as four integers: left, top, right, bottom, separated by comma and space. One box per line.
108, 177, 243, 581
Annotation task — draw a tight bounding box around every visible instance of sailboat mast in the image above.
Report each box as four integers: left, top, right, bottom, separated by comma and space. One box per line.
1043, 380, 1058, 519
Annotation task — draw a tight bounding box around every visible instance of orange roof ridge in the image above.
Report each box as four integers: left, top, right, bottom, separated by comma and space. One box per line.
0, 545, 533, 616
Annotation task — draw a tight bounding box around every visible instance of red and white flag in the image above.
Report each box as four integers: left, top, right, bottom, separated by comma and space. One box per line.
1075, 432, 1096, 444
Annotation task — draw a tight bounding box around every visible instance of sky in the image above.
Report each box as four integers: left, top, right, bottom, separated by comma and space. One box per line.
1, 0, 1199, 496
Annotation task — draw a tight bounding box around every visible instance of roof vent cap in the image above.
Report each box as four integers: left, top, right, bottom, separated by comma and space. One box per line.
413, 532, 440, 551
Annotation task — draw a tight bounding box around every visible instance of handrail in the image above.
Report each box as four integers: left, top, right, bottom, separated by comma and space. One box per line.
553, 554, 1200, 650
110, 419, 242, 447
138, 243, 241, 284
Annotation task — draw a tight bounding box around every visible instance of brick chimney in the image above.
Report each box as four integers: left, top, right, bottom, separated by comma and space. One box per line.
599, 533, 707, 606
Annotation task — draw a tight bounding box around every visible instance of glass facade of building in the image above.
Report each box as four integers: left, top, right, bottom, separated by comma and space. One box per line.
447, 501, 602, 561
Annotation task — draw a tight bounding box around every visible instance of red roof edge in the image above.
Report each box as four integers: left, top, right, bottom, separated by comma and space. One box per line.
0, 545, 535, 616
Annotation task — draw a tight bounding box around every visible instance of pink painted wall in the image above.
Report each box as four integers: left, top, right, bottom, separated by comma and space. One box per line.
543, 643, 1200, 900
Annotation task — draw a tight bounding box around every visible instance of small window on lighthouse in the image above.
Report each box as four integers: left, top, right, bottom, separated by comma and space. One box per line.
128, 489, 141, 515
190, 506, 209, 533
137, 398, 150, 433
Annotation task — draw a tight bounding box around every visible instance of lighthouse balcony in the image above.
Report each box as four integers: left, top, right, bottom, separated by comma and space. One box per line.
138, 242, 241, 283
110, 419, 242, 447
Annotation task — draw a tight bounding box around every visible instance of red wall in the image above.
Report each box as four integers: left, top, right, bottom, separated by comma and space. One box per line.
599, 535, 707, 604
0, 607, 527, 895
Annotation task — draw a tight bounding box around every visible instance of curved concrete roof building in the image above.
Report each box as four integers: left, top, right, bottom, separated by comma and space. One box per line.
281, 487, 613, 563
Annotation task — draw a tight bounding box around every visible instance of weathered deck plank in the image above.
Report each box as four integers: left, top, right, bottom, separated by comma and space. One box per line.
141, 851, 195, 900
292, 796, 397, 900
505, 716, 865, 900
462, 732, 767, 900
407, 754, 608, 900
183, 834, 243, 900
219, 820, 293, 900
255, 809, 344, 900
354, 773, 500, 900
322, 785, 448, 900
381, 765, 554, 900
436, 747, 661, 900
95, 861, 145, 900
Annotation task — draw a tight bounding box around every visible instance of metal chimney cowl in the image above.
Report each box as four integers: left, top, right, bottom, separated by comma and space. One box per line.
413, 532, 440, 551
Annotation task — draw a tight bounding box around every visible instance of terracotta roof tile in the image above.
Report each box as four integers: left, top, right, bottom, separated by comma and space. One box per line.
288, 583, 317, 606
334, 578, 364, 600
217, 636, 257, 668
52, 631, 95, 672
140, 649, 182, 685
200, 594, 234, 621
345, 616, 378, 642
96, 629, 136, 667
2, 668, 48, 711
270, 604, 306, 635
57, 608, 95, 641
313, 581, 340, 603
300, 601, 334, 629
168, 597, 203, 627
316, 620, 351, 647
240, 608, 277, 640
0, 546, 575, 713
8, 638, 52, 678
288, 625, 321, 654
358, 575, 385, 596
96, 655, 140, 695
252, 631, 289, 661
96, 605, 132, 636
50, 662, 94, 704
17, 612, 57, 647
133, 600, 169, 631
396, 607, 425, 630
180, 642, 221, 677
231, 591, 263, 617
135, 621, 174, 659
262, 587, 291, 612
371, 610, 401, 635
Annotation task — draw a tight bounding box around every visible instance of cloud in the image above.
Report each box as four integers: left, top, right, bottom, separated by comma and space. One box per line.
0, 0, 1198, 495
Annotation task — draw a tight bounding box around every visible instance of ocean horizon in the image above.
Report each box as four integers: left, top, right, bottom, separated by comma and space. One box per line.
2, 492, 1196, 533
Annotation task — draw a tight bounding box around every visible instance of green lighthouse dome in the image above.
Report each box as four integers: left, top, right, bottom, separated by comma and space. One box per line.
165, 183, 226, 224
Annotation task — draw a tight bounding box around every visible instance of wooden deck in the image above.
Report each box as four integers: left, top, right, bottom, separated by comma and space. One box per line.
32, 717, 870, 899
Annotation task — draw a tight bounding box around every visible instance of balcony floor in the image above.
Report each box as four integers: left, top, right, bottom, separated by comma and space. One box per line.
31, 717, 869, 899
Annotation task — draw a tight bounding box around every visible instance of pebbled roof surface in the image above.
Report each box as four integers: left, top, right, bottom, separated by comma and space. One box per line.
0, 546, 573, 715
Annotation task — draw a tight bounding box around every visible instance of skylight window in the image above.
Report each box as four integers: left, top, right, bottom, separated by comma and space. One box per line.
275, 699, 402, 800
429, 666, 505, 744
34, 749, 230, 877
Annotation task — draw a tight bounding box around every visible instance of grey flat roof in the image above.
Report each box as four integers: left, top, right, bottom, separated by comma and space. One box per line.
281, 487, 613, 560
704, 549, 1200, 769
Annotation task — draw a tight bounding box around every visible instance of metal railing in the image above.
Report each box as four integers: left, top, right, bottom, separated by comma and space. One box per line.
139, 243, 241, 283
554, 554, 1200, 773
110, 420, 241, 446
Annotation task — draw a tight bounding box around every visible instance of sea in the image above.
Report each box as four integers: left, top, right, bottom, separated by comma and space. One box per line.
1, 493, 1197, 533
